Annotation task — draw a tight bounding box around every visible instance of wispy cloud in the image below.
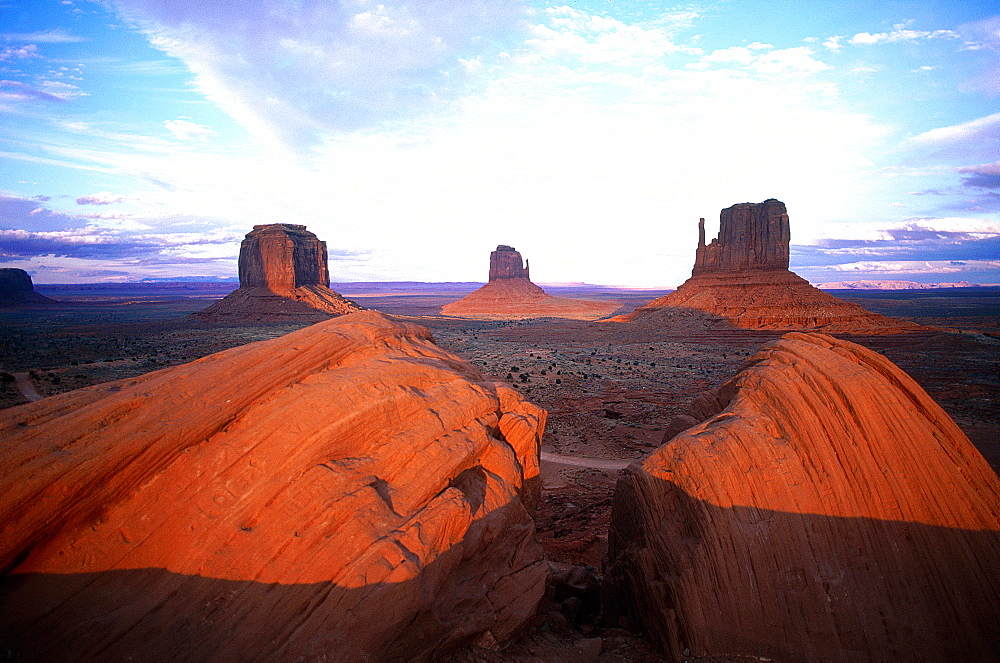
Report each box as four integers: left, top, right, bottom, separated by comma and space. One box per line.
76, 191, 127, 205
0, 30, 87, 43
109, 0, 528, 150
958, 161, 1000, 189
848, 22, 960, 46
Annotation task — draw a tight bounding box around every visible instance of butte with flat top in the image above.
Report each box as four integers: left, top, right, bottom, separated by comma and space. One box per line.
197, 223, 361, 321
621, 199, 923, 332
441, 245, 619, 321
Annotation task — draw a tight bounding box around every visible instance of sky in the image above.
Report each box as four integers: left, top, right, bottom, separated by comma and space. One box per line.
1, 0, 999, 287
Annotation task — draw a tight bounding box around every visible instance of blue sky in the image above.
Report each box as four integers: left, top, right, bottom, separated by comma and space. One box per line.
1, 0, 999, 286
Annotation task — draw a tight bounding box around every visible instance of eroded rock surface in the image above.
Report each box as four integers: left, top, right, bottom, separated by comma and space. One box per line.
199, 224, 361, 319
0, 310, 547, 662
442, 246, 618, 321
0, 268, 53, 307
604, 332, 1000, 661
623, 200, 921, 332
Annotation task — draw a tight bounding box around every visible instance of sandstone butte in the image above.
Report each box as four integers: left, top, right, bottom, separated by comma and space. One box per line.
619, 199, 923, 332
0, 267, 53, 307
441, 245, 620, 321
0, 310, 548, 662
197, 223, 362, 320
604, 332, 1000, 661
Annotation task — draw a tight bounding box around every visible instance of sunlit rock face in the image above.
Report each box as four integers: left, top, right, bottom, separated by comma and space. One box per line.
489, 244, 531, 280
604, 332, 1000, 662
441, 245, 619, 321
621, 200, 921, 332
0, 268, 53, 307
199, 224, 361, 320
693, 198, 790, 274
0, 311, 547, 662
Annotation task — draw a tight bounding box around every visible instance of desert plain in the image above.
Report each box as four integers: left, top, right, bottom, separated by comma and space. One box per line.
1, 279, 997, 659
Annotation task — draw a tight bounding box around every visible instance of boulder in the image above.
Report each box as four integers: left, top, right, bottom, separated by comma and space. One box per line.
621, 201, 922, 332
442, 246, 619, 321
0, 310, 547, 662
0, 268, 53, 307
199, 224, 361, 320
604, 332, 1000, 661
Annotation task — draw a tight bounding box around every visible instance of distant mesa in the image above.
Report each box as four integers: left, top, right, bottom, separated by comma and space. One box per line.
0, 268, 54, 308
620, 199, 923, 332
0, 310, 547, 661
197, 223, 361, 320
604, 332, 1000, 661
441, 245, 619, 320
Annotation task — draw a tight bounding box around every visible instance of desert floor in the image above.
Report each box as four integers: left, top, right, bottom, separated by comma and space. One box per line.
2, 283, 998, 661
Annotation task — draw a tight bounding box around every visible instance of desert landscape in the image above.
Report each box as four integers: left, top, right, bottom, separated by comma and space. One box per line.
2, 209, 998, 661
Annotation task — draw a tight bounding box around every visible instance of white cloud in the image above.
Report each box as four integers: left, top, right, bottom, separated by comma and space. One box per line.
822, 260, 1000, 274
0, 30, 86, 43
76, 191, 127, 205
110, 0, 527, 150
164, 118, 217, 141
0, 44, 41, 60
907, 112, 1000, 146
849, 23, 960, 46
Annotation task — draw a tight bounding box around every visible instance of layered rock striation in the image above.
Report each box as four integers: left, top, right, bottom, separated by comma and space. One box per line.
0, 268, 53, 307
442, 245, 619, 321
0, 311, 548, 661
622, 200, 921, 332
604, 332, 1000, 661
198, 224, 361, 320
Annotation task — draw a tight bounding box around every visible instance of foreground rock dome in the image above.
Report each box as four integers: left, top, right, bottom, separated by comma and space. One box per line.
441, 245, 619, 320
198, 223, 361, 320
0, 311, 547, 661
604, 332, 1000, 661
622, 200, 922, 332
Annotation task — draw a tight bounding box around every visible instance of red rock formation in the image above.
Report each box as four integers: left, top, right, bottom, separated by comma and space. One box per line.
0, 311, 547, 661
0, 268, 53, 307
604, 332, 1000, 661
442, 246, 619, 321
199, 224, 361, 320
490, 244, 530, 280
693, 199, 790, 274
621, 200, 922, 332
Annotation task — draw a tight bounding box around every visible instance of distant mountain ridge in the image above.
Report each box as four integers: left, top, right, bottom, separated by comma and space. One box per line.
817, 280, 986, 290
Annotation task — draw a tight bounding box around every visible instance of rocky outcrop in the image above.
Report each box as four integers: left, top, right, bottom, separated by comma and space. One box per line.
490, 245, 530, 280
0, 268, 53, 307
0, 311, 547, 661
442, 246, 619, 321
693, 199, 790, 274
604, 332, 1000, 661
198, 224, 361, 320
621, 200, 922, 332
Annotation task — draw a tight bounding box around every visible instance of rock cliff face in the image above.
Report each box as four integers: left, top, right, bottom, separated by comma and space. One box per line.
604, 332, 1000, 661
622, 200, 921, 332
199, 224, 361, 320
442, 245, 619, 321
238, 223, 331, 289
693, 199, 790, 274
0, 268, 53, 307
489, 245, 530, 280
0, 311, 548, 661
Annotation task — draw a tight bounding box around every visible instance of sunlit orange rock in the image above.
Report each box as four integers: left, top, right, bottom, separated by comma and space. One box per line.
621, 200, 922, 332
604, 332, 1000, 661
0, 311, 547, 661
442, 245, 619, 320
198, 223, 361, 320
